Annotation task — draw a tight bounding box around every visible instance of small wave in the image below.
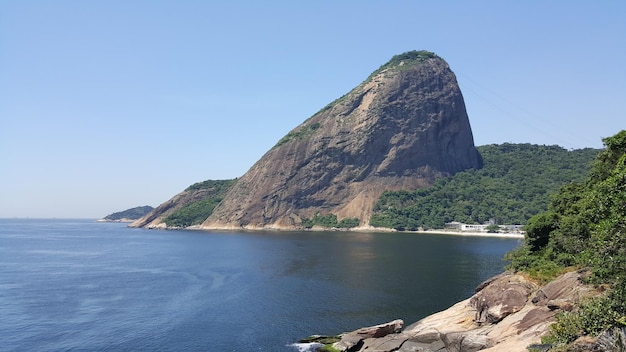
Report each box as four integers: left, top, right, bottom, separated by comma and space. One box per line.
27, 249, 102, 257
287, 342, 323, 352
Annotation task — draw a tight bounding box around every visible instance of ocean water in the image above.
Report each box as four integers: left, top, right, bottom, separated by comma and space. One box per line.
0, 219, 521, 351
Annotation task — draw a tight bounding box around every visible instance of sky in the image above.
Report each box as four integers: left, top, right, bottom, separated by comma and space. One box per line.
1, 1, 625, 218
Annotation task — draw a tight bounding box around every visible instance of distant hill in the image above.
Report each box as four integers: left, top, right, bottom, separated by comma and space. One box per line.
370, 143, 600, 230
99, 206, 154, 222
129, 179, 237, 229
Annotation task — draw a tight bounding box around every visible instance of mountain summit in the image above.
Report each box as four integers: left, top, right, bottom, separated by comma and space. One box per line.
198, 50, 482, 230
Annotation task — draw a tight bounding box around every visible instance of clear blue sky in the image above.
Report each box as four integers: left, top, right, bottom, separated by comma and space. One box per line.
1, 1, 624, 218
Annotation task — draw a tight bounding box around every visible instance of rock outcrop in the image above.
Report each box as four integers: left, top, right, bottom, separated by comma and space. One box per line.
325, 269, 600, 352
334, 320, 405, 352
200, 51, 482, 230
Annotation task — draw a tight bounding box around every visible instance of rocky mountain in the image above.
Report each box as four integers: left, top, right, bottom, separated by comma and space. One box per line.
132, 50, 482, 230
200, 51, 482, 230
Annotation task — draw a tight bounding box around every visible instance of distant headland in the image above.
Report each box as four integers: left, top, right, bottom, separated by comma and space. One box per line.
98, 205, 153, 223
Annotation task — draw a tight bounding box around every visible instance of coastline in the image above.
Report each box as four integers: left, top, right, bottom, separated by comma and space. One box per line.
416, 229, 524, 239
142, 222, 526, 239
349, 225, 525, 239
96, 218, 136, 223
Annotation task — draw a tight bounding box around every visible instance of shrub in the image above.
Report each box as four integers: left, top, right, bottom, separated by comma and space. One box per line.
544, 281, 626, 347
164, 197, 223, 228
508, 131, 626, 348
164, 179, 237, 227
369, 144, 598, 231
274, 122, 321, 148
338, 218, 360, 228
301, 213, 360, 229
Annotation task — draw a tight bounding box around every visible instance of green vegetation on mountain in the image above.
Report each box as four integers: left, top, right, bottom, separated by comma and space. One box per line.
368, 50, 437, 78
369, 144, 599, 230
274, 122, 321, 148
164, 179, 237, 227
505, 130, 626, 349
317, 50, 438, 115
103, 205, 153, 221
301, 213, 360, 229
184, 178, 237, 192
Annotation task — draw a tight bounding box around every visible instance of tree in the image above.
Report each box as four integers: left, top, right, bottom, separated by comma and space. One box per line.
485, 224, 501, 233
504, 130, 626, 348
524, 212, 559, 251
370, 144, 598, 230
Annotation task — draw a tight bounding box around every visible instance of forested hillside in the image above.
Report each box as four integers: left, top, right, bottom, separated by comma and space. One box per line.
101, 206, 154, 221
162, 179, 237, 228
370, 144, 599, 230
506, 130, 626, 349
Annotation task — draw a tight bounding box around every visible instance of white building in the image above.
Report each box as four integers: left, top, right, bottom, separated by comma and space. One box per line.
445, 221, 523, 233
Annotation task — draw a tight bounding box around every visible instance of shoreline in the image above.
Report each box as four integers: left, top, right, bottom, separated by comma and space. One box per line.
96, 218, 135, 223
415, 229, 524, 239
343, 225, 526, 239
183, 223, 526, 239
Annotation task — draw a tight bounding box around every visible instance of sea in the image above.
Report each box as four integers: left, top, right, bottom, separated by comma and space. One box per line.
0, 219, 521, 351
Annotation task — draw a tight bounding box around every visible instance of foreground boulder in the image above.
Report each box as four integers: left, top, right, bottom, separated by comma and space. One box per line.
327, 269, 599, 352
334, 320, 404, 351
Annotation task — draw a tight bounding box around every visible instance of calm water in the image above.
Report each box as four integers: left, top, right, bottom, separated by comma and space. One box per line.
0, 219, 521, 351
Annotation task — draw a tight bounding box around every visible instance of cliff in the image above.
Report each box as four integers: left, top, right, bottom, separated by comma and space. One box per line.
200, 51, 482, 230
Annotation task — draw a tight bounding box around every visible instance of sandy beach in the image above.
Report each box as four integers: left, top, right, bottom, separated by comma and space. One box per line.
350, 225, 525, 239
418, 229, 524, 239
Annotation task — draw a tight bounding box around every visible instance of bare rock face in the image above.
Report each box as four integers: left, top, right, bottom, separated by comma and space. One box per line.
201, 51, 482, 230
470, 273, 536, 324
334, 319, 404, 351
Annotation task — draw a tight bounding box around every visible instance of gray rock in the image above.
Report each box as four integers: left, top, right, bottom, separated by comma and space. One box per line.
360, 333, 410, 351
399, 338, 446, 351
597, 327, 626, 352
469, 274, 535, 324
531, 268, 594, 308
333, 319, 404, 351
